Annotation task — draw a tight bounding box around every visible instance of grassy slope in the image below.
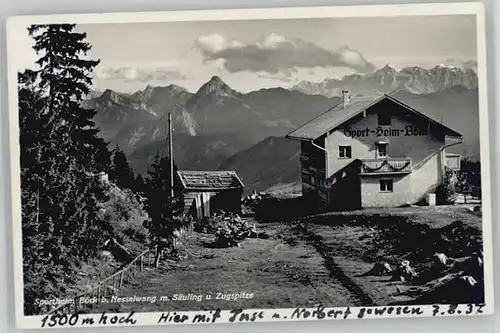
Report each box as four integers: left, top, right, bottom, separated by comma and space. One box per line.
64, 178, 150, 300
218, 136, 301, 194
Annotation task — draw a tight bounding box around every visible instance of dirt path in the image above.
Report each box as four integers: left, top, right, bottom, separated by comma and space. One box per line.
84, 221, 364, 314
293, 222, 376, 306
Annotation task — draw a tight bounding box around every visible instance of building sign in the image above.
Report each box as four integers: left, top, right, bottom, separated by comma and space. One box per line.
343, 126, 428, 138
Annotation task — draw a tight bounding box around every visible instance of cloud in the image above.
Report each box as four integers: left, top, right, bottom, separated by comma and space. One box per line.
193, 33, 376, 74
94, 66, 189, 82
257, 68, 298, 83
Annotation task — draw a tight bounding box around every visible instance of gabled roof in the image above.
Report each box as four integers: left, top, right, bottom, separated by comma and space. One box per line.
177, 170, 244, 191
286, 93, 462, 140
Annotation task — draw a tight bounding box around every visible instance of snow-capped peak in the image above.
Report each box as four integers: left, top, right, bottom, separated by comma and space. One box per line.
438, 64, 458, 69
383, 63, 401, 72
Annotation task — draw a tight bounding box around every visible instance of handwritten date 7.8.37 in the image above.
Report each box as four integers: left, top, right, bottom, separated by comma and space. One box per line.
432, 304, 485, 316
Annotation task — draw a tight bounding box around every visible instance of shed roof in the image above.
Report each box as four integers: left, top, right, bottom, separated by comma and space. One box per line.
177, 170, 244, 191
286, 93, 462, 140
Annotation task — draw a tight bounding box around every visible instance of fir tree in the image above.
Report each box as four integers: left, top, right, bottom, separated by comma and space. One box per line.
27, 24, 110, 173
110, 144, 135, 189
144, 153, 182, 223
20, 24, 112, 315
133, 173, 146, 195
143, 153, 183, 266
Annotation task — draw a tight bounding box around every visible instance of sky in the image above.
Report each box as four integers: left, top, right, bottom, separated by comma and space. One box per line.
16, 14, 478, 94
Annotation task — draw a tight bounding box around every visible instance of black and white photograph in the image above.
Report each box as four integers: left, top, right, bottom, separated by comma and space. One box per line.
6, 2, 494, 329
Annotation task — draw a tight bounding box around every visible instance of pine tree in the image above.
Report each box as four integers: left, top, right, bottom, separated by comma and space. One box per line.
144, 153, 182, 223
27, 24, 110, 173
133, 173, 146, 195
110, 144, 135, 189
143, 153, 183, 266
20, 24, 112, 315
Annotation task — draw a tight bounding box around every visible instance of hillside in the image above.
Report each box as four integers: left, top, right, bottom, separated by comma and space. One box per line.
36, 174, 150, 314
129, 132, 255, 174
218, 136, 301, 193
97, 174, 149, 254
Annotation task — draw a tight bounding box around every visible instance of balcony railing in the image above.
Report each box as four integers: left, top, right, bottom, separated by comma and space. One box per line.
360, 158, 412, 175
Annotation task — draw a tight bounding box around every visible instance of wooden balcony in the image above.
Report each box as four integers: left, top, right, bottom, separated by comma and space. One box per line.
360, 158, 412, 175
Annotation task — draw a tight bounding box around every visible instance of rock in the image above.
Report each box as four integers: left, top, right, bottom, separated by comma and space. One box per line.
362, 262, 393, 276
434, 252, 451, 266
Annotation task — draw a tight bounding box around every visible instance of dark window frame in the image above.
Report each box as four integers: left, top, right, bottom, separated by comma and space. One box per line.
376, 143, 388, 158
379, 179, 394, 192
338, 145, 352, 159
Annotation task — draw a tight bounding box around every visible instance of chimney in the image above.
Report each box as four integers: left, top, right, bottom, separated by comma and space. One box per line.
342, 89, 350, 108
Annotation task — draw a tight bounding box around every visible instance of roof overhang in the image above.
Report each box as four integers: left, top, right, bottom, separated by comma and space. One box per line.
285, 93, 463, 141
182, 186, 244, 191
285, 134, 314, 141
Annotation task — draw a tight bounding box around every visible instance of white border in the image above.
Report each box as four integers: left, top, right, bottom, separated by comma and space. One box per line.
6, 2, 494, 329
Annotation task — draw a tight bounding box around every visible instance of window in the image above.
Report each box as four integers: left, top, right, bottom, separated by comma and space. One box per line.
445, 155, 460, 171
338, 145, 352, 159
380, 179, 393, 192
376, 143, 388, 158
378, 113, 391, 126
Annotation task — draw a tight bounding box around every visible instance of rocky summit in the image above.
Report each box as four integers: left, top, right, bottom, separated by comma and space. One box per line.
292, 64, 478, 98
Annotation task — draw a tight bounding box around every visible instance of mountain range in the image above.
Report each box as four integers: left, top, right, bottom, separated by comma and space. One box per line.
84, 63, 480, 193
292, 64, 478, 98
87, 75, 340, 159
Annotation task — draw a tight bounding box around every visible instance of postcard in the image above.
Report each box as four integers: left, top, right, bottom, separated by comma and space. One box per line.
6, 2, 494, 329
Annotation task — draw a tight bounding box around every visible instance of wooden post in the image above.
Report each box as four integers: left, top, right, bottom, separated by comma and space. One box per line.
120, 271, 124, 288
140, 256, 144, 271
168, 112, 174, 198
97, 285, 101, 301
154, 246, 161, 268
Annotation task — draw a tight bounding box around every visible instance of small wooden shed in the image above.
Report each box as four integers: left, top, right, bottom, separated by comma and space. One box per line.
177, 170, 245, 219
